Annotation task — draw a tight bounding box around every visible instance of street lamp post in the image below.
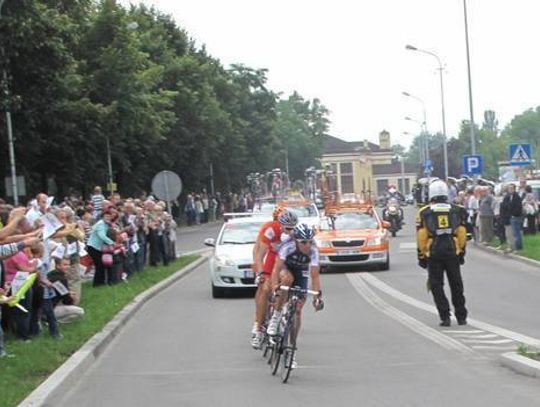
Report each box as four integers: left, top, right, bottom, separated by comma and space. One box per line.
402, 131, 423, 163
0, 0, 18, 204
405, 116, 431, 176
406, 44, 449, 180
399, 156, 406, 194
105, 135, 114, 192
402, 91, 429, 168
463, 0, 476, 155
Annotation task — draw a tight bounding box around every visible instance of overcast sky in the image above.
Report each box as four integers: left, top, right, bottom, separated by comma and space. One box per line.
124, 0, 540, 149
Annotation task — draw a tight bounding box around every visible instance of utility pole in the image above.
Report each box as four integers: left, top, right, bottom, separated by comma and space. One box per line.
1, 0, 18, 204
463, 0, 477, 155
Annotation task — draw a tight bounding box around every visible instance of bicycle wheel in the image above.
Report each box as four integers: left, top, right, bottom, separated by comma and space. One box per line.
280, 313, 296, 383
270, 336, 282, 375
261, 331, 271, 359
265, 340, 274, 364
280, 346, 296, 383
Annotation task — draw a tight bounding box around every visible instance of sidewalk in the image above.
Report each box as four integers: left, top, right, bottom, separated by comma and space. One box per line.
472, 241, 540, 269
176, 219, 223, 235
473, 241, 540, 380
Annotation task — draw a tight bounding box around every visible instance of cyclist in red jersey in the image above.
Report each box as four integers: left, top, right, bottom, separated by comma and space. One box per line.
251, 208, 298, 349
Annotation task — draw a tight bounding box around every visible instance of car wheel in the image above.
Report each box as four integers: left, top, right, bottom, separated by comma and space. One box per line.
379, 255, 390, 271
212, 284, 225, 298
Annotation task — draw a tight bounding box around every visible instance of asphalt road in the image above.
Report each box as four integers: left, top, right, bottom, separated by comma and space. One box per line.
51, 208, 540, 406
175, 221, 224, 256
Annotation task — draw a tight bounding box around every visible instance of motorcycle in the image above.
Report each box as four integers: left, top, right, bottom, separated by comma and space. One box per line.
383, 199, 403, 237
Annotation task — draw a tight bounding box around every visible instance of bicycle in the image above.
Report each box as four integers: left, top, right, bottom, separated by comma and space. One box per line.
269, 285, 320, 383
260, 292, 276, 362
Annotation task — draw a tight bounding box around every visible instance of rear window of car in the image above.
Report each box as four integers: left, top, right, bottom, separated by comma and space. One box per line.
321, 212, 379, 230
285, 205, 317, 218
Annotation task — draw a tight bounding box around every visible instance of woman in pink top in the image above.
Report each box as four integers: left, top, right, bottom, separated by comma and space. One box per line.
3, 247, 37, 341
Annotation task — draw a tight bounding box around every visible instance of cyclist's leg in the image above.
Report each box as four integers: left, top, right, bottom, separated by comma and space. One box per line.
290, 274, 308, 345
255, 277, 271, 327
267, 269, 293, 335
273, 268, 294, 311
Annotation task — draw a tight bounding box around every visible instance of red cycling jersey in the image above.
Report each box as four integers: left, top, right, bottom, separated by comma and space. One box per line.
257, 220, 283, 275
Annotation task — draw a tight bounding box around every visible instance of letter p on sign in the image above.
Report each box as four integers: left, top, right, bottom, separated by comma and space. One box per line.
463, 155, 483, 175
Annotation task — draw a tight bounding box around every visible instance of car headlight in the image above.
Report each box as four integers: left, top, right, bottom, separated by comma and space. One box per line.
214, 255, 235, 267
314, 238, 332, 248
367, 236, 384, 246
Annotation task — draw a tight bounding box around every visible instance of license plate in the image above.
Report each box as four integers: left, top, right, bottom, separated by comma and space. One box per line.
244, 270, 255, 279
337, 249, 359, 255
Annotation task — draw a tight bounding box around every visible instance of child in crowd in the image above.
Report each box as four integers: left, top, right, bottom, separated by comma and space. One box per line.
32, 243, 61, 339
47, 257, 84, 324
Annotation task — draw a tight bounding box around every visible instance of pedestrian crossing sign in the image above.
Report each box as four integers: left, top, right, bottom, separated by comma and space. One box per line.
509, 143, 532, 166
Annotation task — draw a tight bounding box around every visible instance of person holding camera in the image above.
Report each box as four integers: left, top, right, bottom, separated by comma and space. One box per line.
416, 180, 468, 327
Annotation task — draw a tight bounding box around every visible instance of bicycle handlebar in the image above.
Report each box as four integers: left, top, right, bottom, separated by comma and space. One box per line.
279, 286, 320, 296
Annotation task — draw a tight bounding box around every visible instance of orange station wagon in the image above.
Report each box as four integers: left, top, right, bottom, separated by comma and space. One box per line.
315, 204, 390, 271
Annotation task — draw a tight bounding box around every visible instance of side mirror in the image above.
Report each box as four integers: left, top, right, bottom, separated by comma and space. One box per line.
382, 221, 391, 229
204, 238, 216, 247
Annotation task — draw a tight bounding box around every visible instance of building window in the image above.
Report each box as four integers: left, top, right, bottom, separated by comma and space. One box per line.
376, 179, 388, 196
340, 163, 354, 193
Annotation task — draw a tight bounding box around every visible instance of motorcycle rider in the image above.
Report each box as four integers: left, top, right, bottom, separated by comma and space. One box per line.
385, 184, 405, 204
382, 197, 404, 231
416, 179, 468, 327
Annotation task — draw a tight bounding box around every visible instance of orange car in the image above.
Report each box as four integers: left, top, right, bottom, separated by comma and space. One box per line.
315, 205, 390, 270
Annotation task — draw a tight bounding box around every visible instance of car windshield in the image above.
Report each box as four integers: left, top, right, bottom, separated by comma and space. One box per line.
285, 205, 317, 218
253, 203, 274, 215
219, 222, 263, 244
321, 212, 379, 230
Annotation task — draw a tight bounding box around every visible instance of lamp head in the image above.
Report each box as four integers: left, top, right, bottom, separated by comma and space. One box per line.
405, 44, 418, 51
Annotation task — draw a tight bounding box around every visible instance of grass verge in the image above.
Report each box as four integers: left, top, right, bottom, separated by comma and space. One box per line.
517, 343, 540, 361
520, 233, 540, 261
0, 255, 199, 407
484, 233, 540, 262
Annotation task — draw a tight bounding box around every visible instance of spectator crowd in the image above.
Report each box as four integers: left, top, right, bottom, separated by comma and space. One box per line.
453, 177, 539, 252
0, 185, 243, 358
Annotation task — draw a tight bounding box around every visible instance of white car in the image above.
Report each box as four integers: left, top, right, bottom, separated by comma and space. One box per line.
282, 202, 321, 229
251, 201, 275, 220
205, 217, 267, 298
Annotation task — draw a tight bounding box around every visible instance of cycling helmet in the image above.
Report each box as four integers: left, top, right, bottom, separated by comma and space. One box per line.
278, 210, 298, 227
428, 179, 449, 200
293, 223, 315, 240
272, 206, 285, 220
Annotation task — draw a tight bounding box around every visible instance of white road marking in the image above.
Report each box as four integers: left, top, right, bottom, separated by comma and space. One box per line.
449, 333, 499, 339
443, 330, 484, 334
346, 274, 475, 357
399, 242, 417, 249
471, 345, 518, 351
359, 273, 540, 349
462, 339, 514, 344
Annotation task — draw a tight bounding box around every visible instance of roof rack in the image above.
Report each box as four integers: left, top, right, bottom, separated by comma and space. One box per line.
222, 212, 254, 222
324, 192, 373, 214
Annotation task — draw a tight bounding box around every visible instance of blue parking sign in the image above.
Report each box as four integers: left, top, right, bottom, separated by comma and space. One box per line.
463, 155, 483, 175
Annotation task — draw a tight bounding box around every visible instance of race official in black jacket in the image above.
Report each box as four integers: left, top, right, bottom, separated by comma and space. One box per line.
416, 180, 468, 327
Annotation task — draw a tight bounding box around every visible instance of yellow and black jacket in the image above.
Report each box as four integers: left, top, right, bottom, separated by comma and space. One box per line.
416, 202, 467, 260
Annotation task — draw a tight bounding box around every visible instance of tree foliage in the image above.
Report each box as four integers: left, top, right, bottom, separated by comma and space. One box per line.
0, 0, 330, 200
403, 108, 540, 180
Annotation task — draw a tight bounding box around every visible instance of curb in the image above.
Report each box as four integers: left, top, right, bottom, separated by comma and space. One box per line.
472, 242, 540, 269
19, 255, 209, 407
500, 352, 540, 379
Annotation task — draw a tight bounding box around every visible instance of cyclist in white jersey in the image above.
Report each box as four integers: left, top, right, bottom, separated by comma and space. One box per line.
267, 224, 324, 366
